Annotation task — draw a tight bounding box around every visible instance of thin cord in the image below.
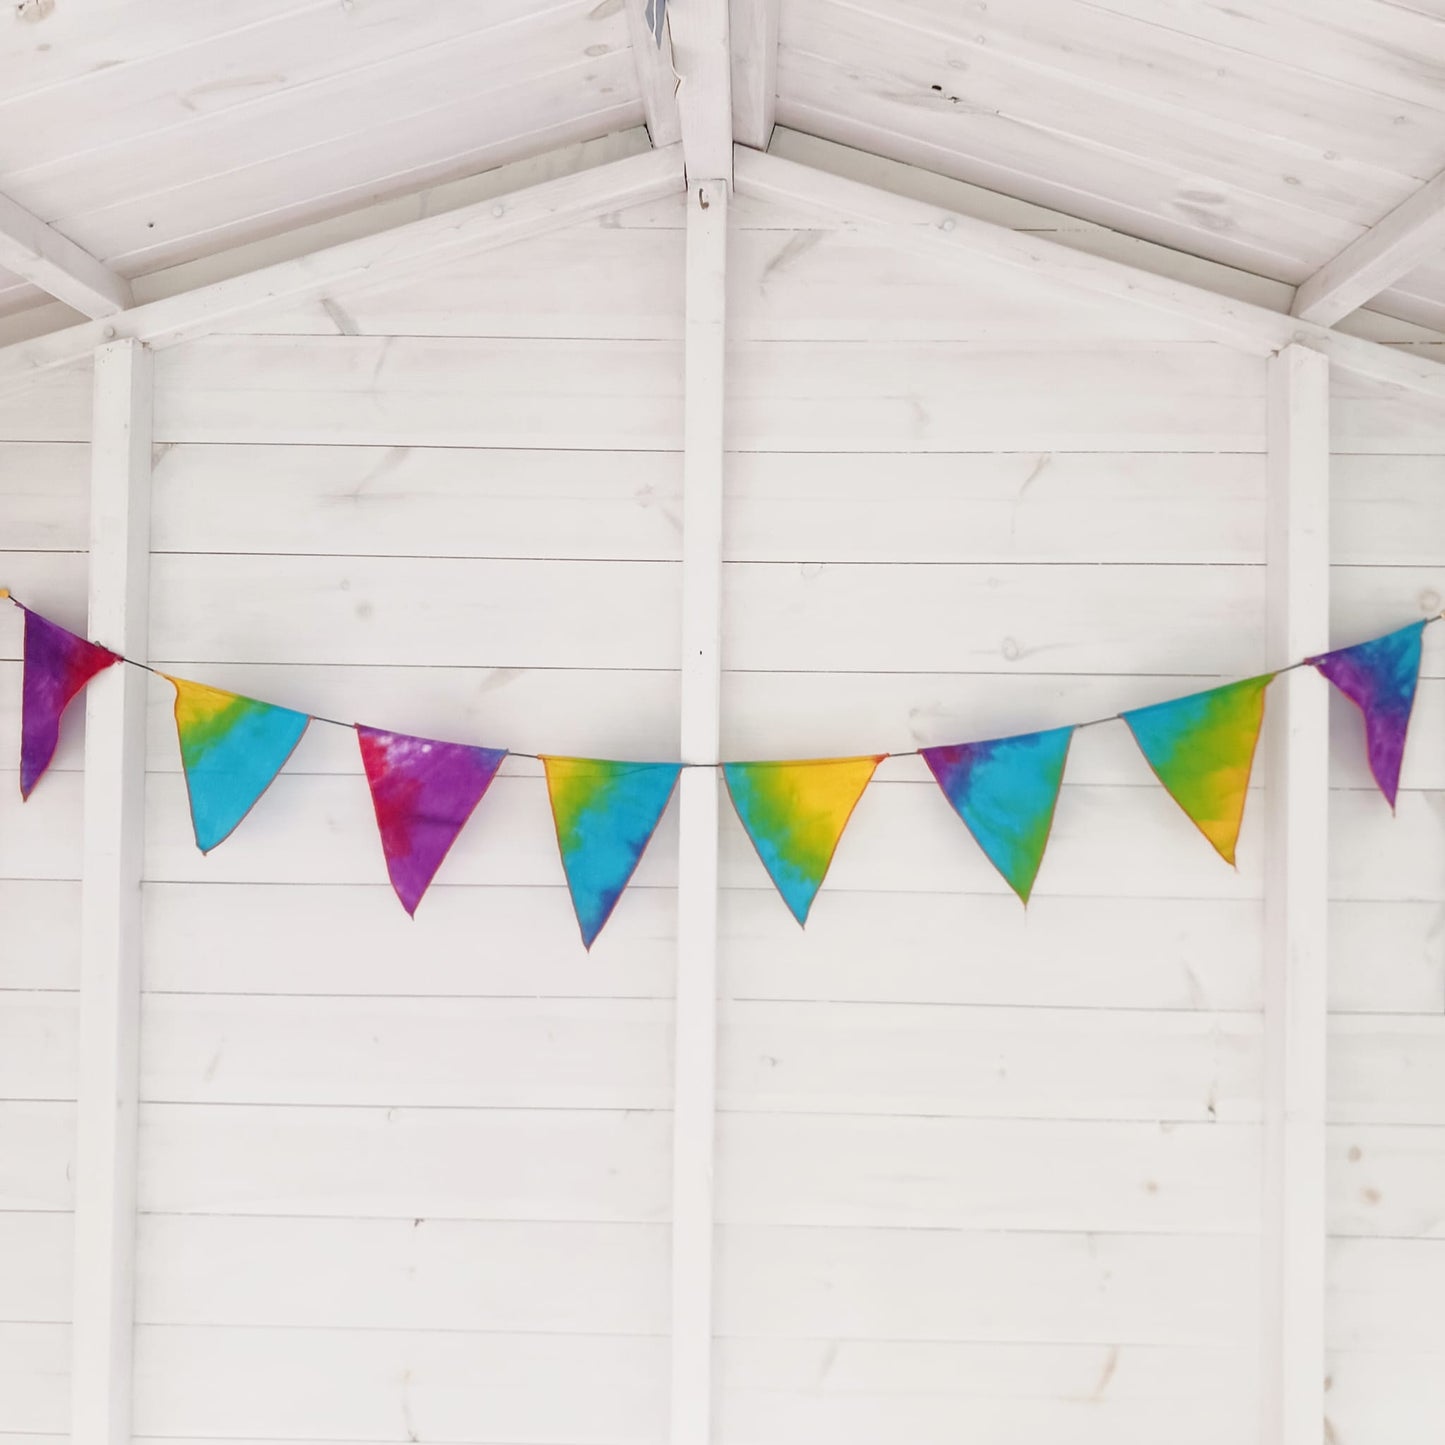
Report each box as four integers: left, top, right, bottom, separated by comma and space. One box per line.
4, 591, 1439, 768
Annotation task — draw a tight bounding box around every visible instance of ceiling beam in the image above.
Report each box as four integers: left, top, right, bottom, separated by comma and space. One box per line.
625, 0, 682, 148
730, 0, 779, 151
0, 190, 132, 318
1292, 168, 1445, 327
662, 0, 733, 182
734, 146, 1445, 403
0, 146, 684, 398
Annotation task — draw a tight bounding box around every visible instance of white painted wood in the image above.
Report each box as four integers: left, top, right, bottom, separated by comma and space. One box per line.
73, 339, 152, 1445
1294, 169, 1445, 325
1262, 345, 1330, 1445
0, 148, 685, 395
730, 0, 779, 149
731, 147, 1445, 402
652, 1, 732, 182
626, 0, 683, 147
673, 176, 727, 1445
0, 190, 131, 318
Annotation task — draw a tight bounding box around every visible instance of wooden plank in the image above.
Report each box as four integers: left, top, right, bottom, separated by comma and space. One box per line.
1329, 1125, 1445, 1238
663, 1, 732, 182
0, 1323, 69, 1436
0, 993, 79, 1101
1294, 169, 1445, 325
0, 1212, 73, 1322
0, 189, 131, 318
626, 0, 683, 146
730, 0, 779, 149
138, 1104, 669, 1221
730, 148, 1445, 402
0, 147, 685, 396
131, 1327, 666, 1444
0, 1102, 75, 1212
134, 1216, 668, 1333
73, 338, 152, 1445
138, 995, 673, 1109
718, 1001, 1262, 1121
717, 1116, 1259, 1233
716, 1226, 1258, 1344
1262, 344, 1330, 1445
717, 1339, 1258, 1445
673, 176, 727, 1445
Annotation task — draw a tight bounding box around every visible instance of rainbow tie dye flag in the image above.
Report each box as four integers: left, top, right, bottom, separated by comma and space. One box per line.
541, 756, 682, 948
1122, 673, 1274, 865
167, 677, 310, 853
724, 755, 883, 924
19, 606, 120, 798
921, 726, 1074, 904
1308, 621, 1424, 809
358, 726, 507, 916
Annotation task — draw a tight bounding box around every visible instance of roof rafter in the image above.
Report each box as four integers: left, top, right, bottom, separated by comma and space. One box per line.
0, 145, 685, 397
1292, 168, 1445, 327
730, 0, 779, 151
0, 189, 132, 319
734, 146, 1445, 402
659, 0, 733, 182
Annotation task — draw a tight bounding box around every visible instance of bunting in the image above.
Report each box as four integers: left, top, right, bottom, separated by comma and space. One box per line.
542, 756, 682, 948
357, 726, 507, 916
1308, 621, 1424, 809
19, 606, 119, 798
724, 755, 884, 924
1121, 674, 1274, 865
922, 726, 1074, 904
2, 595, 1438, 941
168, 677, 311, 853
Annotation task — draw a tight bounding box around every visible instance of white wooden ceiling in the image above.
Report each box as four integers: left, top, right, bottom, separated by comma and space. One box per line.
3, 0, 1445, 331
0, 0, 643, 318
776, 0, 1445, 329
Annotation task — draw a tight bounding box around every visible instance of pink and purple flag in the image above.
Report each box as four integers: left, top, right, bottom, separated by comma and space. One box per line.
542, 756, 682, 949
723, 755, 884, 925
357, 726, 506, 916
20, 606, 120, 798
1122, 673, 1274, 865
167, 676, 311, 853
1308, 621, 1425, 809
922, 726, 1074, 904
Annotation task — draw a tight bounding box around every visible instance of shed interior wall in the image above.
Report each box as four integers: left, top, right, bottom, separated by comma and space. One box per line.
0, 181, 1442, 1443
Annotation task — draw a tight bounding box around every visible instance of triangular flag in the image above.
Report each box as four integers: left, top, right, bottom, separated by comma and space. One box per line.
723, 755, 884, 925
1122, 673, 1274, 865
1308, 621, 1425, 810
167, 676, 310, 853
645, 0, 667, 45
541, 756, 682, 949
357, 726, 506, 916
20, 607, 120, 798
921, 726, 1074, 904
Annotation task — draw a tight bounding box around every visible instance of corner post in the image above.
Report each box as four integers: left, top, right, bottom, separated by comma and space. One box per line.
1263, 342, 1330, 1445
72, 338, 152, 1445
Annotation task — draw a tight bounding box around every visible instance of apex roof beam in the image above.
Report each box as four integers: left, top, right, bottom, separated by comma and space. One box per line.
0, 189, 131, 318
1293, 168, 1445, 327
0, 145, 684, 398
734, 146, 1445, 403
625, 0, 682, 148
663, 0, 733, 183
730, 0, 779, 150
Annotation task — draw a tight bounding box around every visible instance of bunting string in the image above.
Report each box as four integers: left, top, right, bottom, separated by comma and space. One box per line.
4, 587, 1439, 947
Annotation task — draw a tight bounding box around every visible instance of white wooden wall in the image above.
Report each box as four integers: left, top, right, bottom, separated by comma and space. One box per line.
1, 184, 1443, 1444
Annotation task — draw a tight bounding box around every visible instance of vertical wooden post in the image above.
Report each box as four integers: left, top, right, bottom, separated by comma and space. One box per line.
73, 339, 152, 1445
671, 178, 727, 1445
1262, 343, 1330, 1445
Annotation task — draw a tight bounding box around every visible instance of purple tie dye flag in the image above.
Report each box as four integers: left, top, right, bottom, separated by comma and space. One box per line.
20, 607, 120, 798
1308, 621, 1425, 809
357, 726, 507, 916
